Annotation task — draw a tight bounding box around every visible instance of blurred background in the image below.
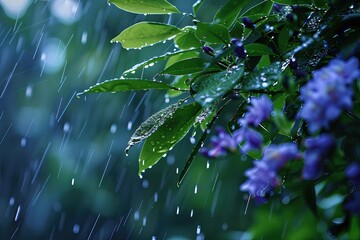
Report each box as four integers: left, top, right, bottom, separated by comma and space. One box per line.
0, 0, 320, 239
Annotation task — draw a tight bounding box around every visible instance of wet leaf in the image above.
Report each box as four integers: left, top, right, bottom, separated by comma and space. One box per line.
165, 51, 199, 68
195, 22, 230, 44
138, 102, 202, 174
192, 0, 206, 16
161, 58, 220, 75
109, 0, 180, 14
77, 79, 176, 96
174, 28, 202, 50
240, 1, 273, 18
278, 26, 293, 53
126, 101, 184, 154
245, 43, 275, 56
111, 22, 182, 49
192, 65, 245, 107
213, 0, 252, 27
271, 0, 312, 5
240, 61, 282, 91
122, 49, 200, 76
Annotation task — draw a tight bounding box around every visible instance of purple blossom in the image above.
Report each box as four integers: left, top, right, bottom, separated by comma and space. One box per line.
344, 192, 360, 214
202, 46, 215, 56
346, 162, 360, 186
299, 57, 360, 133
241, 95, 273, 127
240, 161, 279, 198
240, 143, 300, 199
242, 17, 255, 29
200, 127, 237, 158
234, 41, 247, 59
233, 127, 263, 153
302, 134, 335, 180
262, 143, 300, 172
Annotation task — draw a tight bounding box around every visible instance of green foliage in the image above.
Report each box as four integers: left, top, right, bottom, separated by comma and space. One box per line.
109, 0, 180, 14
111, 22, 182, 49
82, 0, 360, 238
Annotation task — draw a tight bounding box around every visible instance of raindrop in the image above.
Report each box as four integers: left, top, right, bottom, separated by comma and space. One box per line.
127, 121, 132, 130
196, 225, 201, 234
206, 161, 210, 169
14, 205, 21, 221
154, 192, 158, 202
81, 31, 87, 44
9, 197, 15, 206
142, 179, 149, 189
71, 178, 75, 185
190, 209, 194, 217
20, 137, 26, 147
134, 211, 140, 221
142, 217, 147, 226
194, 185, 198, 194
110, 124, 117, 133
63, 122, 70, 132
176, 206, 180, 215
166, 155, 175, 165
73, 224, 80, 234
25, 85, 32, 97
190, 136, 196, 144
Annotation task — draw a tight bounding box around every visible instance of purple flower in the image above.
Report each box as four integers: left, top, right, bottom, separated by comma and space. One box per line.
234, 41, 247, 59
273, 3, 282, 12
200, 127, 237, 158
233, 127, 263, 153
202, 46, 215, 56
299, 57, 360, 133
241, 95, 273, 127
242, 17, 255, 29
240, 161, 279, 198
302, 134, 335, 180
346, 162, 360, 186
344, 192, 360, 214
262, 143, 300, 172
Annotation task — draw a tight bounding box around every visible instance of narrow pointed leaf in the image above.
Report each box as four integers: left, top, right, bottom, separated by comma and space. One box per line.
174, 29, 202, 50
109, 0, 180, 14
240, 1, 273, 18
161, 58, 220, 75
77, 79, 176, 96
126, 101, 184, 154
245, 43, 275, 56
192, 0, 206, 16
213, 0, 252, 27
195, 22, 230, 44
165, 51, 199, 68
192, 65, 244, 106
122, 49, 200, 76
138, 102, 202, 174
111, 22, 182, 49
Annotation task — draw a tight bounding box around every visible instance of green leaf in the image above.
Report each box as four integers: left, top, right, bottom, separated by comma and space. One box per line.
278, 26, 293, 53
240, 61, 282, 91
195, 22, 230, 44
161, 58, 220, 75
213, 0, 252, 27
122, 49, 200, 76
109, 0, 180, 14
111, 22, 182, 49
192, 0, 205, 16
126, 101, 184, 154
167, 75, 190, 97
174, 28, 202, 50
303, 181, 319, 218
240, 0, 273, 18
245, 43, 275, 56
165, 51, 199, 68
138, 102, 202, 174
77, 79, 175, 96
271, 0, 312, 5
192, 65, 245, 106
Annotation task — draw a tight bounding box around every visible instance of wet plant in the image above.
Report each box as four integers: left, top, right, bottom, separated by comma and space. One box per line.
79, 0, 360, 238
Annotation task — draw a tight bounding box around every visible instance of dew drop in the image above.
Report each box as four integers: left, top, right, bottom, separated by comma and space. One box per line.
73, 224, 80, 234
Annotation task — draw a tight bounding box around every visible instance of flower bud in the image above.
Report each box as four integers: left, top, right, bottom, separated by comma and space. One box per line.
202, 46, 215, 56
242, 17, 255, 29
234, 41, 247, 59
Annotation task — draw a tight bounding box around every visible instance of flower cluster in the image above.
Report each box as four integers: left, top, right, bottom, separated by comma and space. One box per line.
299, 57, 360, 133
201, 95, 273, 157
240, 143, 300, 199
302, 134, 335, 180
344, 163, 360, 214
